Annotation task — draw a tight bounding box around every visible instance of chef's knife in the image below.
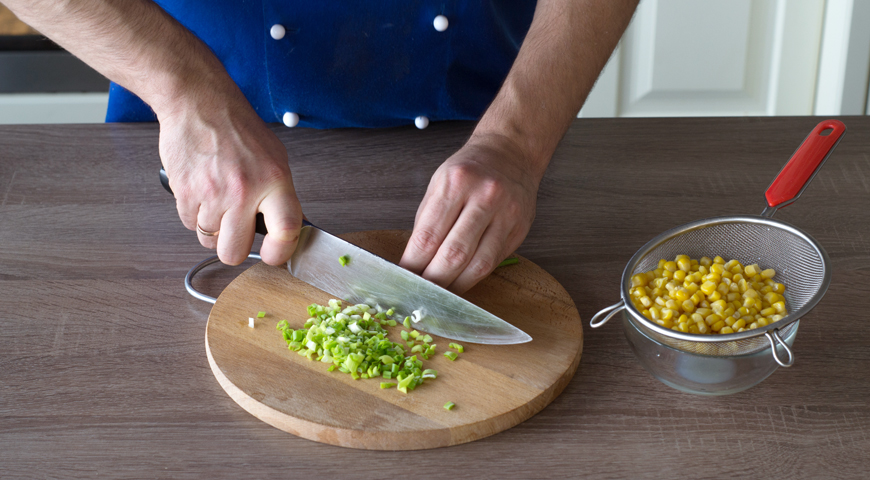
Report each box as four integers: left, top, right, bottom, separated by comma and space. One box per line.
159, 168, 532, 345
289, 224, 532, 345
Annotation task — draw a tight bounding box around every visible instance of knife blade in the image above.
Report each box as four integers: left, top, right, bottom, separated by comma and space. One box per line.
288, 223, 532, 345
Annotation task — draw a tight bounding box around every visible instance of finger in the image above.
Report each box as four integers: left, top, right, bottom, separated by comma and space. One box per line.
419, 203, 493, 288
399, 191, 465, 274
258, 186, 303, 266
175, 191, 199, 231
447, 219, 517, 294
215, 207, 256, 266
195, 204, 222, 249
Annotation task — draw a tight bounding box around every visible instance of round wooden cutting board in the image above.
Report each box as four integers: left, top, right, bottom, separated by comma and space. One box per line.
205, 230, 582, 450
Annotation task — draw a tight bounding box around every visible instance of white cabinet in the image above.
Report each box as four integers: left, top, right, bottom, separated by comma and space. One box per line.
581, 0, 870, 118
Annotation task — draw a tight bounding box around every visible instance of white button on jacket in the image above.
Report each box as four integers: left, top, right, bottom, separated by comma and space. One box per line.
270, 24, 286, 40
433, 15, 448, 32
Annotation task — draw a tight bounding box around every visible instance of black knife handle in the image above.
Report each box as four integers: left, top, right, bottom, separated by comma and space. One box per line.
159, 168, 269, 235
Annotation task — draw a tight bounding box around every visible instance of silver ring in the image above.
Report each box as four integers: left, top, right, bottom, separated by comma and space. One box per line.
196, 223, 220, 237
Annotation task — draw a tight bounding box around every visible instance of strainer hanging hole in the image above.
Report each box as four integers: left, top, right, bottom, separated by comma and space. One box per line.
765, 329, 795, 367
590, 301, 625, 328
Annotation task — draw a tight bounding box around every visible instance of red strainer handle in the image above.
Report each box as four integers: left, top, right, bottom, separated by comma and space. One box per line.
763, 119, 846, 215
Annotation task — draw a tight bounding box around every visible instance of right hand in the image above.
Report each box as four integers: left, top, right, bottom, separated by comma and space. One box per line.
158, 96, 303, 266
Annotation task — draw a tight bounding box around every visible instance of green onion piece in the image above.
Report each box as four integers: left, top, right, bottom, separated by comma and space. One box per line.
422, 369, 437, 379
257, 311, 266, 318
411, 345, 424, 353
421, 335, 432, 344
327, 365, 336, 372
339, 255, 350, 266
380, 382, 395, 389
498, 257, 519, 267
403, 317, 411, 329
387, 320, 397, 327
444, 351, 458, 361
410, 330, 420, 339
444, 402, 455, 410
449, 343, 464, 353
386, 308, 395, 316
397, 374, 415, 394
401, 330, 409, 341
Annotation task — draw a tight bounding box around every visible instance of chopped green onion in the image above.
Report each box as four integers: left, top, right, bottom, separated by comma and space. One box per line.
498, 257, 519, 267
275, 299, 439, 394
449, 343, 464, 353
380, 382, 395, 389
403, 317, 411, 329
257, 311, 266, 318
421, 335, 433, 344
339, 255, 350, 266
444, 402, 455, 410
386, 308, 395, 316
410, 330, 420, 339
444, 351, 458, 361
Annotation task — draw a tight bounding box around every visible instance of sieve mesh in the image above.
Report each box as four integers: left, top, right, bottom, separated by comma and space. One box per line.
622, 216, 829, 356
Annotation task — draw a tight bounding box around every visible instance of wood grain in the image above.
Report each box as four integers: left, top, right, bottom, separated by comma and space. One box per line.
0, 118, 869, 478
205, 230, 582, 450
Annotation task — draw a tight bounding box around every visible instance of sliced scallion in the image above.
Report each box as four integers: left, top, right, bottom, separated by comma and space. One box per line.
339, 255, 350, 266
444, 351, 458, 361
444, 401, 455, 410
498, 257, 519, 267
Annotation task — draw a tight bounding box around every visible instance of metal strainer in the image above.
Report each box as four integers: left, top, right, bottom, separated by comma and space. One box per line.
591, 119, 846, 367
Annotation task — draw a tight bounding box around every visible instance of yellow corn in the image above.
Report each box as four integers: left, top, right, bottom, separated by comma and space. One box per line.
674, 289, 690, 303
634, 254, 787, 336
682, 300, 696, 313
656, 318, 674, 329
677, 258, 692, 272
700, 281, 717, 296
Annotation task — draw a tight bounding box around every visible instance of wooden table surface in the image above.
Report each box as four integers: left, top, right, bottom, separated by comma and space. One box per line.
1, 117, 868, 478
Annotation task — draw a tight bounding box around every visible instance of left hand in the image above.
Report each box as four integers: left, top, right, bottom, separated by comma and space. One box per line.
399, 134, 543, 294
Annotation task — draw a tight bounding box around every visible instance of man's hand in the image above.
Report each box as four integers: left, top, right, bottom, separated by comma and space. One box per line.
159, 98, 303, 266
400, 0, 638, 292
400, 135, 540, 294
3, 0, 306, 266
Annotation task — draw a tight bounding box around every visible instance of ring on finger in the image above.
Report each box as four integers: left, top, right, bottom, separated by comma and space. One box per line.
196, 223, 220, 237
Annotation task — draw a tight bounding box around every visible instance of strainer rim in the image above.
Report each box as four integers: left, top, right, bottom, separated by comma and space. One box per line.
619, 214, 831, 343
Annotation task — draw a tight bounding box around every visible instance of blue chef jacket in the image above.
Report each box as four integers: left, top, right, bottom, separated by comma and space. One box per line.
106, 1, 537, 128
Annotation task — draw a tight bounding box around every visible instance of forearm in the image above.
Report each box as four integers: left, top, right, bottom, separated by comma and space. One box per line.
473, 0, 639, 179
3, 0, 240, 119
